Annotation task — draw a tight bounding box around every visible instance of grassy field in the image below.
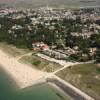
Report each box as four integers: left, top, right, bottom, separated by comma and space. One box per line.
56, 63, 100, 100
19, 54, 62, 72
0, 42, 30, 57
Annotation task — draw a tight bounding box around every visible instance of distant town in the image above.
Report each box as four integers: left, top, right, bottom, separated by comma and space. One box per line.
0, 6, 100, 62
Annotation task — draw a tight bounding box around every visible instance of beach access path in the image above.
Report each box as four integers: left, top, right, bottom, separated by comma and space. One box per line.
37, 53, 94, 74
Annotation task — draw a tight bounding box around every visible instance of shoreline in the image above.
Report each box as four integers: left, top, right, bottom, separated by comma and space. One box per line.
0, 66, 19, 90
46, 76, 94, 100
0, 49, 47, 89
47, 82, 74, 100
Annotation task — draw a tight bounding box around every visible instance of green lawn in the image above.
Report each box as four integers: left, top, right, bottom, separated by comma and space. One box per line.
56, 63, 100, 100
19, 54, 62, 72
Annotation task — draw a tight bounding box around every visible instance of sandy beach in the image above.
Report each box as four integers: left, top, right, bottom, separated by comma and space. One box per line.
0, 50, 47, 89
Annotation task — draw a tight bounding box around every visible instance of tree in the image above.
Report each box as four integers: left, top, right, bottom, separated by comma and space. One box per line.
95, 49, 100, 63
65, 35, 76, 48
90, 34, 100, 48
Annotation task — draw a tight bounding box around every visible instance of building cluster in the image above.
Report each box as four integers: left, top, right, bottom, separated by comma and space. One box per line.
32, 42, 49, 51
0, 7, 100, 30
0, 7, 100, 60
0, 8, 17, 16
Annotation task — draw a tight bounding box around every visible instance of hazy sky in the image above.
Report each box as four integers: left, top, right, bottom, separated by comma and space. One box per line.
0, 0, 99, 3
0, 0, 100, 7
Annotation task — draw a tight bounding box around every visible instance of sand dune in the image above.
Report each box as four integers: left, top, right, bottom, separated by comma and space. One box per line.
0, 50, 47, 89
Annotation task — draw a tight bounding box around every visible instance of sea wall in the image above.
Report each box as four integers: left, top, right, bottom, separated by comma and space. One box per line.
46, 76, 94, 100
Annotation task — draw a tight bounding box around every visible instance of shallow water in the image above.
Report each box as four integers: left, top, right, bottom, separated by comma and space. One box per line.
0, 68, 71, 100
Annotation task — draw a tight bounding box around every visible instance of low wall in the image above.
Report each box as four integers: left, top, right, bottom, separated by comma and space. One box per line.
46, 77, 94, 100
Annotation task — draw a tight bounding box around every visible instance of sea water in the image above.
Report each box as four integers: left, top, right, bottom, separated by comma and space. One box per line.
0, 68, 71, 100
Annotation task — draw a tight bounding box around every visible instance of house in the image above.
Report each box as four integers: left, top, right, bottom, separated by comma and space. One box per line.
89, 47, 97, 56
12, 24, 23, 30
43, 49, 67, 59
41, 44, 49, 51
32, 42, 49, 51
32, 42, 40, 51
